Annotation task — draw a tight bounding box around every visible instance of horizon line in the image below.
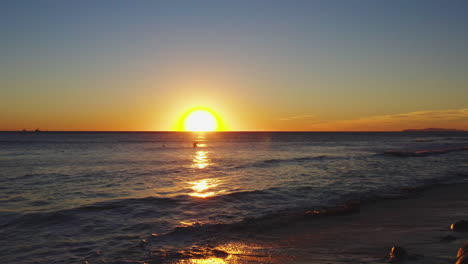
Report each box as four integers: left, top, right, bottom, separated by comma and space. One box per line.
0, 130, 465, 133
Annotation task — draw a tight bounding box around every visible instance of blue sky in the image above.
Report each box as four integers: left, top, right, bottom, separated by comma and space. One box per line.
1, 0, 468, 130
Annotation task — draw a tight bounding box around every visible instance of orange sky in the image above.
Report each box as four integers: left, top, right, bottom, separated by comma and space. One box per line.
1, 2, 468, 131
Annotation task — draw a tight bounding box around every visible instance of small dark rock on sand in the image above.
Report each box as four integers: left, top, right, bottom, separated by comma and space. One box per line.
451, 220, 468, 232
457, 255, 468, 264
387, 246, 422, 262
456, 243, 468, 264
388, 246, 407, 262
458, 243, 468, 258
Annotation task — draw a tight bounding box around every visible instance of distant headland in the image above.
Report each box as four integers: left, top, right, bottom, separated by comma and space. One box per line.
402, 128, 465, 132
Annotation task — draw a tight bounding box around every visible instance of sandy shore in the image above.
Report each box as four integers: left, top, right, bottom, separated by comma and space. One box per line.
245, 183, 468, 263
154, 183, 468, 264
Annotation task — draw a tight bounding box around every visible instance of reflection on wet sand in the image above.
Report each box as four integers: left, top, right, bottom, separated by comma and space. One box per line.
181, 258, 226, 264
174, 242, 272, 264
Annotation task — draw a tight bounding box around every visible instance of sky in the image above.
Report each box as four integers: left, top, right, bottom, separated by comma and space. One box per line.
1, 0, 468, 131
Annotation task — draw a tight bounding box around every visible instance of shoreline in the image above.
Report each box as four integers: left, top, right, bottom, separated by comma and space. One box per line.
147, 182, 468, 264
249, 182, 468, 263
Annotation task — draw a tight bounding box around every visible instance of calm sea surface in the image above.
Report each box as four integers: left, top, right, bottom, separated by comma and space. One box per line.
1, 132, 467, 263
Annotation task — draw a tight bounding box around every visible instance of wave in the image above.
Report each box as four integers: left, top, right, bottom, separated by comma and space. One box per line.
236, 155, 328, 169
6, 167, 468, 231
384, 146, 468, 157
0, 196, 183, 229
4, 164, 468, 232
0, 186, 323, 231
0, 188, 294, 229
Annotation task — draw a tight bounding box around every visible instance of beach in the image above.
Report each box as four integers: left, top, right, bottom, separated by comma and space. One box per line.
188, 182, 468, 264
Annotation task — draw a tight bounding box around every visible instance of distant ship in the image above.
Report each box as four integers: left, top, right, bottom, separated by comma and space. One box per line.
402, 128, 464, 132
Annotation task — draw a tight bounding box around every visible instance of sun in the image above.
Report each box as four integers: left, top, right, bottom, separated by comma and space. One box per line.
183, 109, 219, 131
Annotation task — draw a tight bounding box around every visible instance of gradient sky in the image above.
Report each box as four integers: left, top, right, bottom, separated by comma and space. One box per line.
1, 0, 468, 131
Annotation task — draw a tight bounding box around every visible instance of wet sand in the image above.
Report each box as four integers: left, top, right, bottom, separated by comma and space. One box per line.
252, 183, 468, 263
153, 183, 468, 264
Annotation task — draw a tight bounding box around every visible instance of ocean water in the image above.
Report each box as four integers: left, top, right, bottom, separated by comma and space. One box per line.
1, 131, 467, 263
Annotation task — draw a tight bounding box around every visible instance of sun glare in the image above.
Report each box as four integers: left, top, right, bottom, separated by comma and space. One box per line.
183, 109, 219, 132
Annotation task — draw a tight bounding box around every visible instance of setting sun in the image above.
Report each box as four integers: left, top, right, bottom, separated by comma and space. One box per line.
183, 109, 219, 132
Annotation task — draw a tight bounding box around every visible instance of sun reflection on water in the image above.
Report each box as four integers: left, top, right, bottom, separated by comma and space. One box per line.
188, 178, 224, 198
193, 150, 210, 169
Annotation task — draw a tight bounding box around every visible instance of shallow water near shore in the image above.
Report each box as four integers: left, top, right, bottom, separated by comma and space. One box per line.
1, 131, 467, 263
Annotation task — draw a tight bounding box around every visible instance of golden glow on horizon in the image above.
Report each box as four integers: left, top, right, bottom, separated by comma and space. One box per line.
183, 109, 218, 131
174, 108, 226, 131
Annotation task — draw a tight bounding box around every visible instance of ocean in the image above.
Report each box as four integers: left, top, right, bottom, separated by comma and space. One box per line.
1, 131, 467, 263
